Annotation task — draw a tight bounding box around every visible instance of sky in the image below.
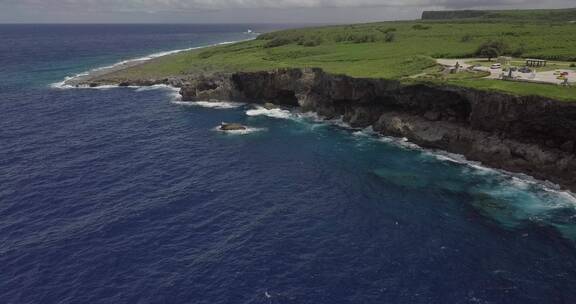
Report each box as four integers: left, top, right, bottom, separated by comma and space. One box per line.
0, 0, 574, 23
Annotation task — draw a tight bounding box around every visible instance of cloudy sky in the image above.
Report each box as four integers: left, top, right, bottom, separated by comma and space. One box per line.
0, 0, 574, 23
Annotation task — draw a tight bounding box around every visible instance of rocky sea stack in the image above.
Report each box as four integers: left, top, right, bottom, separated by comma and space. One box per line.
219, 122, 248, 131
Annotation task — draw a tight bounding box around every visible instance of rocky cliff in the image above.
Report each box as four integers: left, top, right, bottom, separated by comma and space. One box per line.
177, 68, 576, 192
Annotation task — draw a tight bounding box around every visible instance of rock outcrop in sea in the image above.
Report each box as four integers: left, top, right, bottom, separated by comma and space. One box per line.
219, 122, 248, 131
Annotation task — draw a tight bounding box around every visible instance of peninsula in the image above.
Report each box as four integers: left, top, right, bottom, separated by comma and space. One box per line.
68, 8, 576, 192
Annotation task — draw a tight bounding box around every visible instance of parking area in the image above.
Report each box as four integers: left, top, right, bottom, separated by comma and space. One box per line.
529, 70, 572, 84
436, 58, 574, 85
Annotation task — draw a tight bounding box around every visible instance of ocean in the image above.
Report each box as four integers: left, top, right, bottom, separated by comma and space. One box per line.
1, 24, 576, 304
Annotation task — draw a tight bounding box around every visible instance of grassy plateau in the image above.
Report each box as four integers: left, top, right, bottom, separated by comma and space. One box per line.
105, 8, 576, 101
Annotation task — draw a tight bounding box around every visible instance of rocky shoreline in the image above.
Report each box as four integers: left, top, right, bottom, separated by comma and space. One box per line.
70, 68, 576, 192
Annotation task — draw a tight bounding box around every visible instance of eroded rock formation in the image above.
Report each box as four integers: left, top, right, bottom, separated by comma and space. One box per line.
178, 68, 576, 191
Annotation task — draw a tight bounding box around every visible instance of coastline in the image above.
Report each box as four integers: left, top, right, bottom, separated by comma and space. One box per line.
51, 39, 251, 89
53, 47, 576, 195
180, 68, 576, 193
6, 17, 576, 304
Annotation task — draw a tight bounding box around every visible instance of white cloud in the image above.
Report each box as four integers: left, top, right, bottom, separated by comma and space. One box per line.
1, 0, 572, 23
2, 0, 557, 11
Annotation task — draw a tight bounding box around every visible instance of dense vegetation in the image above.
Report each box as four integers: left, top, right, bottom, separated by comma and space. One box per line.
108, 8, 576, 100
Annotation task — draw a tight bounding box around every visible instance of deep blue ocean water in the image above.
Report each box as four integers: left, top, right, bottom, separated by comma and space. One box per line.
1, 24, 576, 304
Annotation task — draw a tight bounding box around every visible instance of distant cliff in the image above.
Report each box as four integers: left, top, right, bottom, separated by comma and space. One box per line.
421, 10, 488, 20
421, 8, 576, 21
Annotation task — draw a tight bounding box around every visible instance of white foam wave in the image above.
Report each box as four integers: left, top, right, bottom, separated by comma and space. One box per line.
173, 100, 244, 109
133, 84, 182, 100
50, 39, 251, 89
296, 111, 324, 122
425, 150, 497, 175
359, 130, 575, 201
378, 136, 421, 150
246, 107, 293, 119
90, 85, 127, 90
324, 116, 353, 129
552, 190, 576, 206
352, 126, 376, 137
419, 146, 576, 202
135, 84, 174, 92
263, 110, 574, 201
50, 73, 92, 89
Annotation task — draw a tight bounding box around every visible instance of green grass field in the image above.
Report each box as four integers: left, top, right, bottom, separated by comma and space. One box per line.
107, 8, 576, 101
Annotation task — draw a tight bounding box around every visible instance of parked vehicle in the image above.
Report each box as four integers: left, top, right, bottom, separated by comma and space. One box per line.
490, 63, 502, 69
518, 67, 532, 73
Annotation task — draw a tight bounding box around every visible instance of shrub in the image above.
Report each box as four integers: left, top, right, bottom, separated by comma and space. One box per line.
334, 35, 345, 43
363, 34, 377, 43
378, 27, 397, 34
264, 37, 293, 48
512, 43, 527, 57
479, 47, 500, 61
257, 32, 275, 40
198, 50, 216, 59
431, 53, 450, 59
298, 36, 323, 47
571, 63, 576, 68
344, 34, 376, 43
412, 24, 431, 30
476, 40, 509, 60
461, 34, 473, 42
384, 32, 396, 43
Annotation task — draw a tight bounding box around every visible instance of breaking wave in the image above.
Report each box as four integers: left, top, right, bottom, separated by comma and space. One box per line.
50, 40, 249, 89
173, 101, 245, 109
246, 107, 294, 119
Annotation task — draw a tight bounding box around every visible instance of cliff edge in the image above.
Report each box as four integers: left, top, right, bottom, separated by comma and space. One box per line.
176, 68, 576, 191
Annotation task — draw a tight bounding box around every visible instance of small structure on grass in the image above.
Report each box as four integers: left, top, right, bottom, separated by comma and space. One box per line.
497, 56, 511, 65
525, 58, 547, 67
503, 68, 514, 80
450, 61, 461, 74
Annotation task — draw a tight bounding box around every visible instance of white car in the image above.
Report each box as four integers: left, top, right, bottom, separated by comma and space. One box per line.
490, 63, 502, 69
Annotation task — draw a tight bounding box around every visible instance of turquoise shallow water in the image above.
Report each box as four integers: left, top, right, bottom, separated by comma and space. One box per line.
1, 24, 576, 304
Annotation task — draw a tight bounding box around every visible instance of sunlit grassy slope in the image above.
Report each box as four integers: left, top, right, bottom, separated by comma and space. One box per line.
108, 9, 576, 100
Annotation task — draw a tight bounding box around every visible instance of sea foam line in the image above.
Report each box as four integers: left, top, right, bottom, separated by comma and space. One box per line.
246, 107, 294, 119
172, 100, 245, 109
420, 144, 576, 203
50, 44, 576, 202
50, 39, 252, 89
262, 107, 576, 200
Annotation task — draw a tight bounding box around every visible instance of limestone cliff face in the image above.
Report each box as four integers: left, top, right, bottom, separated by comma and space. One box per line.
179, 68, 576, 191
